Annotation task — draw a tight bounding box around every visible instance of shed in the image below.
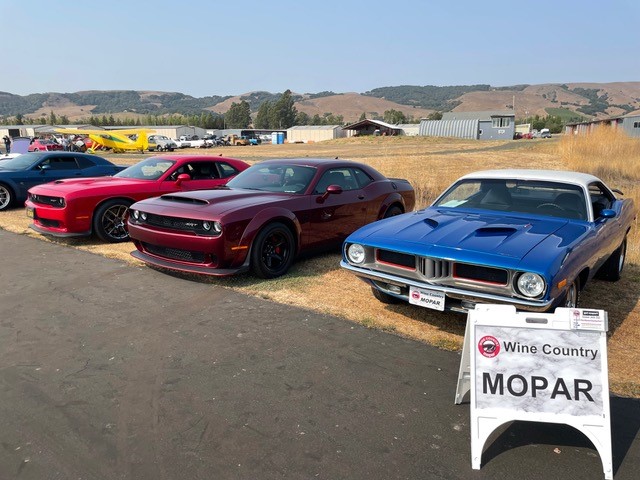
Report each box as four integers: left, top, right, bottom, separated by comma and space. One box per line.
564, 112, 640, 138
0, 125, 37, 139
419, 119, 479, 139
287, 125, 351, 143
442, 110, 515, 140
342, 119, 402, 136
397, 124, 420, 136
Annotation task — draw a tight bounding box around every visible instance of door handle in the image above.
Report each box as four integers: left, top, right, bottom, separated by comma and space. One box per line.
358, 195, 365, 200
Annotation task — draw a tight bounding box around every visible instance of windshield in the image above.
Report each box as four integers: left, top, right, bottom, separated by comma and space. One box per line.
115, 157, 176, 180
0, 153, 40, 170
226, 164, 316, 193
435, 179, 588, 220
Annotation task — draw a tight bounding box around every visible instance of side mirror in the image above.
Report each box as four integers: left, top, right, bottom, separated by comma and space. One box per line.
175, 173, 191, 186
39, 164, 51, 173
317, 184, 343, 203
600, 209, 616, 219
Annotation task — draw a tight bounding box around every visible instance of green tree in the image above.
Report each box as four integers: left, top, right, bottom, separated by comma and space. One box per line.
225, 100, 251, 128
48, 111, 58, 125
295, 111, 310, 126
359, 112, 367, 121
254, 101, 273, 129
310, 114, 324, 125
427, 111, 443, 120
383, 109, 407, 124
270, 90, 297, 129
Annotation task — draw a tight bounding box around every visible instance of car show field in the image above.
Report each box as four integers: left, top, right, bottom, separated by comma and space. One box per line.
1, 134, 639, 397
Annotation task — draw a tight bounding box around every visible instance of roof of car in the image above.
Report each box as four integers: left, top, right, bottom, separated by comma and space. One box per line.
460, 169, 601, 188
259, 158, 361, 167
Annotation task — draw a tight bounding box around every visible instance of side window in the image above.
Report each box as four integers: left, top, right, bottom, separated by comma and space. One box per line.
43, 157, 79, 170
217, 162, 239, 179
75, 156, 96, 169
168, 163, 196, 180
588, 182, 614, 219
190, 162, 220, 180
313, 167, 358, 194
352, 168, 373, 188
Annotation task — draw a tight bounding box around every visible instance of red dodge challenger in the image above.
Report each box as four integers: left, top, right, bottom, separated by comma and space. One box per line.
127, 158, 415, 278
26, 155, 249, 242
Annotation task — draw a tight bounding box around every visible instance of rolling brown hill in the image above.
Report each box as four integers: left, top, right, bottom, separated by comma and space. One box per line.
6, 81, 640, 124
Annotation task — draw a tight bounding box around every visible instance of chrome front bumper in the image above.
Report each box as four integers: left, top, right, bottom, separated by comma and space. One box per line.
340, 260, 554, 313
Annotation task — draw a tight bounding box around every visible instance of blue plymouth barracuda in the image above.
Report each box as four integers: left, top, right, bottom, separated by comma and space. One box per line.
0, 152, 125, 211
341, 170, 636, 313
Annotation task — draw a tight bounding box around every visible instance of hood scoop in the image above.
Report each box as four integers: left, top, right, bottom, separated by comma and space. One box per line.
160, 195, 208, 205
424, 217, 439, 228
473, 226, 519, 237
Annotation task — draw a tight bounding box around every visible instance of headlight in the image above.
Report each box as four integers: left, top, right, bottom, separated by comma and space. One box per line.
516, 272, 545, 298
132, 210, 139, 220
140, 212, 147, 221
212, 221, 222, 234
347, 243, 366, 264
202, 221, 211, 231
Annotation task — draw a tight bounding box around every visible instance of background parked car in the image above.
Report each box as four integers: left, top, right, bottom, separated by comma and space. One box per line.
28, 138, 63, 152
0, 152, 125, 211
26, 155, 249, 242
148, 135, 178, 152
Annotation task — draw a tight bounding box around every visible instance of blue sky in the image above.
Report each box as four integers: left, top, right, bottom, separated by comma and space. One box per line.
3, 0, 638, 97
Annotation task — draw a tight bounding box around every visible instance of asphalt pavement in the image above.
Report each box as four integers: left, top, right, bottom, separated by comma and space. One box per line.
0, 229, 638, 480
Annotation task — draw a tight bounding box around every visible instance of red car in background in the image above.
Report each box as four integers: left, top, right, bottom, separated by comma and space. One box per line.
28, 138, 64, 152
26, 155, 249, 242
127, 158, 415, 278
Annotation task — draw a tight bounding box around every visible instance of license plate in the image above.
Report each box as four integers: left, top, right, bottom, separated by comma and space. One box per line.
409, 286, 445, 311
26, 207, 34, 218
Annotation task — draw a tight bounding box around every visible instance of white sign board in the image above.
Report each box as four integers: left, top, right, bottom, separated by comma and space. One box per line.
457, 304, 612, 479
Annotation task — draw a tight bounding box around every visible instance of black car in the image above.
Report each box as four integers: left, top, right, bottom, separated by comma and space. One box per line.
0, 152, 125, 211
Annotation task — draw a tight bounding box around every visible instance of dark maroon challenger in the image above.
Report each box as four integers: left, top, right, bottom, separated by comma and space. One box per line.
128, 158, 415, 278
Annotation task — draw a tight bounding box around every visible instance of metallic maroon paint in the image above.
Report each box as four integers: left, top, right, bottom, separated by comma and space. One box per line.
127, 158, 415, 278
25, 155, 249, 242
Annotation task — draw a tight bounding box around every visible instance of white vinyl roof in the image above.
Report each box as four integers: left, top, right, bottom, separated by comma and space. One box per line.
460, 169, 601, 188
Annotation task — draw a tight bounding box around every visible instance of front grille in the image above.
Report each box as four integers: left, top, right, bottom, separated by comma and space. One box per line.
145, 213, 204, 233
30, 194, 64, 208
376, 249, 416, 269
418, 257, 451, 280
142, 242, 205, 263
453, 263, 508, 285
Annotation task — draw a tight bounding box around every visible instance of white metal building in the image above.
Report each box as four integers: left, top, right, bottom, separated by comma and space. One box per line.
287, 125, 351, 143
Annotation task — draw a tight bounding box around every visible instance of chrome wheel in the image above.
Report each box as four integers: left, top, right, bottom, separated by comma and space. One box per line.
563, 279, 579, 308
0, 184, 13, 211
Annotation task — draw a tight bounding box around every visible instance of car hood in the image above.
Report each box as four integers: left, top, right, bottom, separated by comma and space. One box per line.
133, 188, 293, 217
349, 208, 572, 262
29, 176, 143, 195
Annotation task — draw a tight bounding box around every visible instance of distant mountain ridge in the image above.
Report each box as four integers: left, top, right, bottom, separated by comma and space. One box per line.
1, 82, 638, 123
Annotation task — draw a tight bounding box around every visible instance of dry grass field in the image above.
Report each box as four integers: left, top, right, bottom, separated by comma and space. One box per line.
1, 132, 639, 397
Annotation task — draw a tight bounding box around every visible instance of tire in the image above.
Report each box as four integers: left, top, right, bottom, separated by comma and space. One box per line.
383, 205, 403, 219
560, 277, 581, 308
371, 286, 402, 304
250, 222, 295, 278
93, 199, 132, 243
596, 238, 627, 281
0, 183, 14, 211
